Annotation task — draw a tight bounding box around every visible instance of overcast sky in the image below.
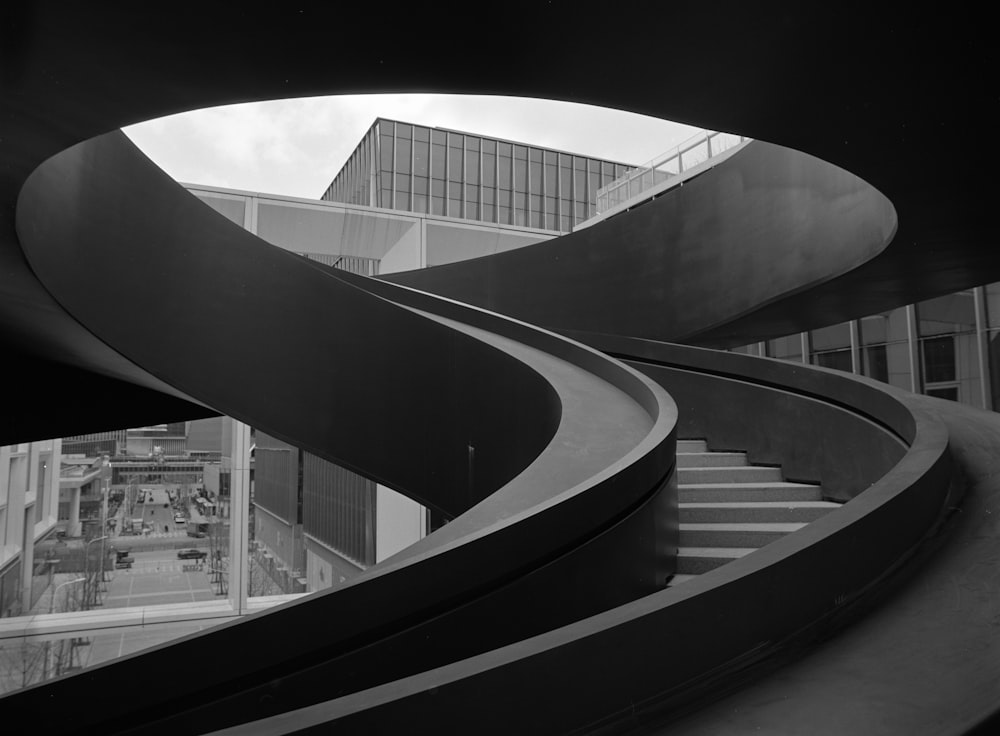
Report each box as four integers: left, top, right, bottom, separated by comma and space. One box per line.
123, 94, 701, 200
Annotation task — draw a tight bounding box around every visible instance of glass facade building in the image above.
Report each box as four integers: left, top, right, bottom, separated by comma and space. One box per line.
322, 118, 633, 232
738, 285, 1000, 412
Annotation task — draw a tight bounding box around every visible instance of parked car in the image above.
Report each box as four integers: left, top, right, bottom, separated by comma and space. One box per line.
114, 549, 134, 568
176, 549, 207, 560
173, 514, 186, 523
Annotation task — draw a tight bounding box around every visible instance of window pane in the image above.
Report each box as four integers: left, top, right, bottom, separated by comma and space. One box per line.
560, 154, 573, 199
395, 136, 411, 176
810, 322, 850, 352
379, 133, 393, 173
513, 147, 527, 192
482, 152, 496, 184
926, 386, 958, 401
431, 134, 446, 180
988, 330, 1000, 411
529, 194, 542, 229
917, 291, 976, 337
859, 310, 911, 389
544, 151, 557, 197
498, 143, 512, 189
767, 334, 802, 362
529, 152, 542, 196
987, 283, 1000, 328
448, 134, 464, 181
917, 292, 980, 403
922, 335, 956, 383
465, 184, 479, 220
413, 138, 428, 178
465, 147, 479, 184
810, 322, 852, 372
863, 344, 889, 383
814, 349, 853, 372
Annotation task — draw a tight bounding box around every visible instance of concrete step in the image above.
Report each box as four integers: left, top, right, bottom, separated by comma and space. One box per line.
667, 574, 698, 587
678, 466, 782, 484
676, 452, 748, 468
679, 482, 823, 503
677, 439, 708, 452
679, 522, 806, 547
677, 547, 756, 574
680, 501, 841, 523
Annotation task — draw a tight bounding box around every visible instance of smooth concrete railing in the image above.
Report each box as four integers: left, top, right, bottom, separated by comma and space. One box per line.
223, 338, 952, 735
5, 131, 679, 735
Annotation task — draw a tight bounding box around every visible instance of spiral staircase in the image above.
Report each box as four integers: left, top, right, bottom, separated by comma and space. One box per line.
672, 440, 840, 584
2, 5, 999, 736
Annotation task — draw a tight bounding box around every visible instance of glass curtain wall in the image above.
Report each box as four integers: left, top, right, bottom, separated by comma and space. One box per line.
323, 119, 630, 232
809, 322, 853, 372
916, 291, 980, 404
987, 283, 1000, 411
858, 310, 911, 390
766, 335, 803, 362
739, 282, 1000, 411
1, 412, 429, 695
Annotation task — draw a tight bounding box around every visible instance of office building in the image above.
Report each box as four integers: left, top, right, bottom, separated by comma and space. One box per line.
0, 440, 62, 619
738, 287, 1000, 412
322, 117, 633, 231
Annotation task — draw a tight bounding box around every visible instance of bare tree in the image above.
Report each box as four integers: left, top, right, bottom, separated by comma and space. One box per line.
206, 516, 229, 597
247, 549, 282, 597
0, 639, 47, 694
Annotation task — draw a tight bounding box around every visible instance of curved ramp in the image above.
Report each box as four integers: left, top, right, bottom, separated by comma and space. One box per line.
1, 5, 998, 735
7, 131, 679, 735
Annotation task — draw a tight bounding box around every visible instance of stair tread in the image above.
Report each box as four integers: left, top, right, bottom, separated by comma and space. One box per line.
678, 481, 820, 489
668, 574, 698, 586
676, 452, 749, 468
676, 452, 747, 457
677, 547, 757, 558
679, 467, 783, 482
680, 501, 838, 508
680, 522, 807, 532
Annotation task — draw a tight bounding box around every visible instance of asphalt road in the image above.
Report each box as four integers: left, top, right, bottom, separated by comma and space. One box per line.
75, 547, 227, 672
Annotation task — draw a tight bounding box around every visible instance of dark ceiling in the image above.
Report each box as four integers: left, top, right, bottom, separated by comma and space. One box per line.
2, 4, 996, 441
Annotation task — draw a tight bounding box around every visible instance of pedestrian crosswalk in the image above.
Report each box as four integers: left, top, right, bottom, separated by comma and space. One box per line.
116, 530, 188, 539
115, 560, 207, 575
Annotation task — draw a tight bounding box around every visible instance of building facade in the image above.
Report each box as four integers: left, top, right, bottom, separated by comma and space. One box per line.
737, 287, 1000, 411
321, 118, 633, 232
0, 440, 61, 619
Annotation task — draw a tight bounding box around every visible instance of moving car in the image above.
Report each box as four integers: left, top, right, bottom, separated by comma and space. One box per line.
176, 549, 207, 560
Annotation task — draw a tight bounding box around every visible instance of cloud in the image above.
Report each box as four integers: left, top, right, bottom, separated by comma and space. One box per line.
124, 95, 702, 199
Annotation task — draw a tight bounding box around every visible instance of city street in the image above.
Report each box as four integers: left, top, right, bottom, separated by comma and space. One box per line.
68, 547, 227, 673
131, 487, 185, 535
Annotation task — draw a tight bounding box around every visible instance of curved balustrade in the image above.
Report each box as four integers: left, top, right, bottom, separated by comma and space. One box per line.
2, 5, 998, 735
7, 131, 679, 736
192, 339, 952, 735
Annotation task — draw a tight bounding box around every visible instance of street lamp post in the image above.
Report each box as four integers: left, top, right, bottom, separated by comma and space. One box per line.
83, 535, 109, 609
100, 471, 111, 582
